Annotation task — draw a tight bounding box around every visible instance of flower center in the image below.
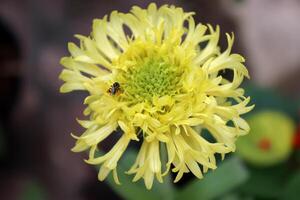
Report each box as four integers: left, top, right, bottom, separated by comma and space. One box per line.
258, 137, 272, 151
123, 57, 181, 102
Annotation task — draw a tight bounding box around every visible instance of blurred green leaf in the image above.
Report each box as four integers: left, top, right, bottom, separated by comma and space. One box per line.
21, 180, 47, 200
220, 193, 240, 200
282, 170, 300, 200
175, 156, 249, 200
98, 148, 175, 200
220, 193, 256, 200
238, 164, 287, 198
244, 83, 298, 119
295, 150, 300, 163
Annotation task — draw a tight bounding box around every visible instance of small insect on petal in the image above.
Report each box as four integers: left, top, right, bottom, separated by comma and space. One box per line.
107, 82, 122, 96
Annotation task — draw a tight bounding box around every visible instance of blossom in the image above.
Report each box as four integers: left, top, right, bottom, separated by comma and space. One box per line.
236, 111, 294, 167
59, 3, 253, 189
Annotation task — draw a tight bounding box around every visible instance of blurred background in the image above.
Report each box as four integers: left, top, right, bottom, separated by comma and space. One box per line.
0, 0, 299, 199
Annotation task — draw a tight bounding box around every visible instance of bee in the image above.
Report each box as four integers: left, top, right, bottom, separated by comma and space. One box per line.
107, 82, 121, 96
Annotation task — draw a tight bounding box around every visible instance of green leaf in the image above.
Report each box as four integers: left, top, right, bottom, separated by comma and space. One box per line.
175, 156, 249, 200
219, 193, 240, 200
282, 170, 300, 200
238, 164, 287, 198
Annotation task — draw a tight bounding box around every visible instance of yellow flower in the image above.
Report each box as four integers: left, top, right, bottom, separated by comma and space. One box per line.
236, 111, 294, 167
59, 3, 253, 189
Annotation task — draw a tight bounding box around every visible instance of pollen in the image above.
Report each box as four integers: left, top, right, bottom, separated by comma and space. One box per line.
122, 57, 181, 102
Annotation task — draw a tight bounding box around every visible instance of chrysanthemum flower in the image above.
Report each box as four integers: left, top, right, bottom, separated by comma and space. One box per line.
59, 3, 253, 189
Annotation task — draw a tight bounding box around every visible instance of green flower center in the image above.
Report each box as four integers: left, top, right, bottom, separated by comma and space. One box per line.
123, 57, 181, 102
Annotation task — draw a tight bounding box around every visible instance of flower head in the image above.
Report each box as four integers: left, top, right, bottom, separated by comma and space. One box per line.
59, 3, 253, 189
237, 111, 294, 167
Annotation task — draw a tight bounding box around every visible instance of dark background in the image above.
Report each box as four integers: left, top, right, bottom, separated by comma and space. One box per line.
0, 0, 299, 199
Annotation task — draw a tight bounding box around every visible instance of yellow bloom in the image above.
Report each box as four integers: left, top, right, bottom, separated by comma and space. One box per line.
59, 3, 253, 189
236, 111, 294, 167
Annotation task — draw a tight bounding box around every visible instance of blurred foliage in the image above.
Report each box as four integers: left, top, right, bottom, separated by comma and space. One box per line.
244, 83, 299, 119
20, 180, 47, 200
233, 83, 300, 199
282, 170, 300, 200
238, 164, 288, 198
175, 156, 249, 200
